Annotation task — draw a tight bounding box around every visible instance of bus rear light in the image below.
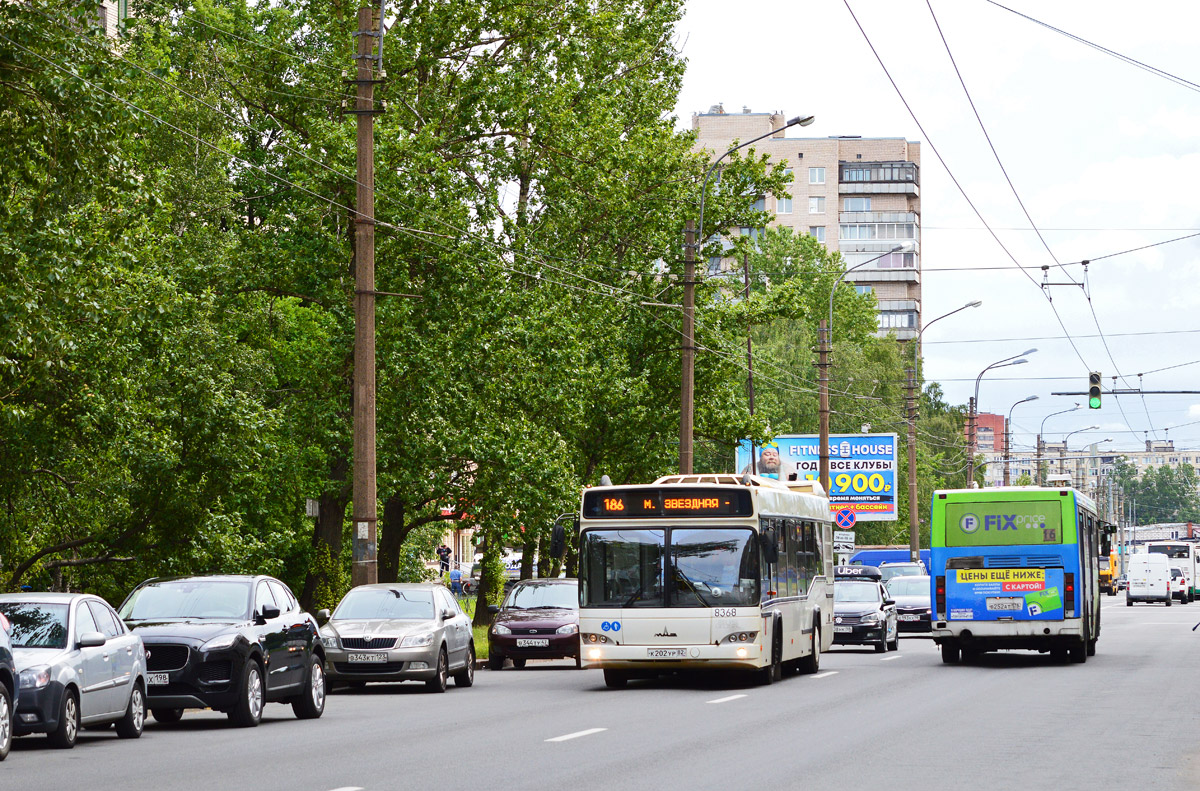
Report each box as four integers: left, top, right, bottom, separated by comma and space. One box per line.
1064, 573, 1075, 618
935, 576, 946, 619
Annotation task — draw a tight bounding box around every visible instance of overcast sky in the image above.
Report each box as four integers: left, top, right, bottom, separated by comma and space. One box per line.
672, 0, 1200, 454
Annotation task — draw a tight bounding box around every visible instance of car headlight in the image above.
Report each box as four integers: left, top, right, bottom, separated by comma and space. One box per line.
20, 666, 51, 689
556, 623, 579, 635
202, 633, 240, 651
492, 623, 512, 635
860, 612, 880, 624
320, 635, 339, 649
400, 632, 435, 648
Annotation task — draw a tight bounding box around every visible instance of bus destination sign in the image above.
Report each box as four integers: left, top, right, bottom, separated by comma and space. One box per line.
582, 488, 753, 518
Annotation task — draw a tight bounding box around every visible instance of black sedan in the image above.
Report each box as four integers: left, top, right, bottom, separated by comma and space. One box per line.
119, 575, 325, 727
885, 575, 932, 633
832, 576, 898, 653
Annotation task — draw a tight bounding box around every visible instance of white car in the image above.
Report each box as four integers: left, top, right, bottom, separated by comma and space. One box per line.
1171, 567, 1190, 604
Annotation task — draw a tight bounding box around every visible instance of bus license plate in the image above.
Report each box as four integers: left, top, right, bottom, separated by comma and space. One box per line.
833, 625, 853, 633
646, 648, 687, 658
348, 653, 388, 663
516, 638, 549, 647
147, 673, 169, 686
986, 597, 1023, 612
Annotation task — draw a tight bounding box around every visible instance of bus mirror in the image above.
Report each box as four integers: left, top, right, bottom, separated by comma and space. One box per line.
549, 520, 567, 559
763, 529, 779, 563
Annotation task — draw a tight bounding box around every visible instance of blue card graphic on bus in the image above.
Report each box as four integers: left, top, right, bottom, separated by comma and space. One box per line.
946, 567, 1065, 621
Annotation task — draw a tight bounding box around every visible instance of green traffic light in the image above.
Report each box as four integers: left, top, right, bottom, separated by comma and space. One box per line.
1089, 396, 1102, 409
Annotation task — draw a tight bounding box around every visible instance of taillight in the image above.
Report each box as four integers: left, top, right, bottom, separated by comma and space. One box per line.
935, 576, 946, 619
1064, 572, 1075, 618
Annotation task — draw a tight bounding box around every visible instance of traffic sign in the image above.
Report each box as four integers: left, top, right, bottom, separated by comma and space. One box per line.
835, 509, 857, 529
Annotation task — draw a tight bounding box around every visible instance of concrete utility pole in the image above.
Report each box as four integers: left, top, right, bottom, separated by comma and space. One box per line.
817, 321, 831, 492
743, 250, 756, 475
351, 5, 381, 586
906, 366, 918, 561
966, 397, 976, 485
680, 221, 695, 475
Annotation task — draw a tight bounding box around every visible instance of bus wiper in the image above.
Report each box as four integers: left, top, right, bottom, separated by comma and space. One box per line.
623, 586, 644, 607
674, 569, 712, 607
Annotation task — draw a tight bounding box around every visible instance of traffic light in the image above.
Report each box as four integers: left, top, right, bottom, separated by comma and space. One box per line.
1088, 372, 1102, 409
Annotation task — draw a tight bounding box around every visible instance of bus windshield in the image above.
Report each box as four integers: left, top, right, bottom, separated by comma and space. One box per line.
1149, 545, 1190, 559
581, 527, 759, 608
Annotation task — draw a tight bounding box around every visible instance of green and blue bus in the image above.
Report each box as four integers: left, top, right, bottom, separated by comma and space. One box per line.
929, 486, 1101, 664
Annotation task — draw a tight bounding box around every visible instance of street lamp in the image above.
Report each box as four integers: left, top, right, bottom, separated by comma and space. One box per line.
1059, 426, 1101, 484
1004, 395, 1039, 486
968, 349, 1037, 485
904, 300, 982, 561
1037, 404, 1081, 485
683, 113, 815, 475
817, 241, 917, 492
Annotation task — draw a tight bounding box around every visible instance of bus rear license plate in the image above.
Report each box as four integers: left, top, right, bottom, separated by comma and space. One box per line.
348, 653, 388, 663
897, 614, 920, 621
147, 673, 169, 686
516, 638, 549, 647
986, 597, 1023, 612
646, 648, 687, 658
833, 626, 853, 633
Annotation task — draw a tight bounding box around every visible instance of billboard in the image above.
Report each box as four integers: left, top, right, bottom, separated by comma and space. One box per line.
735, 433, 898, 521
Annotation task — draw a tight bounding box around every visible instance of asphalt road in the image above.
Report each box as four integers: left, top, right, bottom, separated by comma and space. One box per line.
6, 595, 1199, 790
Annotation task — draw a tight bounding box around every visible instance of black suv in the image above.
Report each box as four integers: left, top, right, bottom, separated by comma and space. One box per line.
120, 575, 325, 727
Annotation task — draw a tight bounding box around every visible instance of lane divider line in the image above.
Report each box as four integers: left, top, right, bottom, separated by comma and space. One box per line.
707, 694, 748, 704
810, 671, 839, 679
328, 787, 365, 791
546, 728, 608, 743
880, 655, 903, 661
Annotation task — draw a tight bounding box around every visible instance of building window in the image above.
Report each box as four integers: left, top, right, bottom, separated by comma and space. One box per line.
809, 196, 825, 214
854, 285, 872, 295
809, 167, 825, 185
843, 197, 872, 211
838, 223, 917, 241
752, 197, 765, 212
777, 196, 792, 214
808, 226, 825, 243
878, 310, 917, 329
783, 167, 794, 180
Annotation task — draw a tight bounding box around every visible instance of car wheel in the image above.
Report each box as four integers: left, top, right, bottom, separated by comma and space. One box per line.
874, 629, 887, 653
888, 629, 899, 652
512, 658, 527, 669
603, 669, 628, 689
115, 682, 145, 739
229, 660, 265, 727
291, 655, 326, 719
1166, 596, 1172, 607
488, 653, 505, 671
151, 707, 183, 724
453, 644, 475, 688
425, 648, 448, 693
0, 682, 12, 761
940, 642, 960, 664
1126, 598, 1133, 607
48, 689, 80, 749
575, 652, 582, 670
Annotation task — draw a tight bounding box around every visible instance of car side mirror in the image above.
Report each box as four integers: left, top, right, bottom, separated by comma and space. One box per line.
488, 604, 500, 614
77, 631, 107, 649
442, 609, 457, 621
315, 609, 331, 625
884, 599, 895, 607
258, 605, 281, 623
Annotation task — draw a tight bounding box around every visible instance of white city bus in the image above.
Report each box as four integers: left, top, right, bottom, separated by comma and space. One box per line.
1147, 541, 1198, 602
577, 473, 833, 687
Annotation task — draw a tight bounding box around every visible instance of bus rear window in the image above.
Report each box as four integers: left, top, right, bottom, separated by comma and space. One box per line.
943, 501, 1063, 547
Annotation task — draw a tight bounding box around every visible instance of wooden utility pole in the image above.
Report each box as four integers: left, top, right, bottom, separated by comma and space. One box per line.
680, 221, 695, 475
817, 320, 830, 493
906, 365, 918, 562
351, 5, 381, 586
743, 251, 756, 475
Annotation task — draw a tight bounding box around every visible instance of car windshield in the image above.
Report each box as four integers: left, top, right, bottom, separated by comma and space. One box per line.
505, 583, 578, 610
333, 589, 434, 621
120, 580, 251, 621
0, 602, 69, 649
835, 582, 881, 604
1172, 569, 1183, 579
880, 565, 922, 582
886, 577, 931, 597
580, 527, 760, 608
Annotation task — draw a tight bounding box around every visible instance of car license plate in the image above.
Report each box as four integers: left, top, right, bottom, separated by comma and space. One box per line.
347, 653, 388, 663
833, 625, 853, 634
898, 614, 921, 622
986, 597, 1024, 612
147, 673, 169, 686
646, 648, 687, 658
516, 638, 549, 647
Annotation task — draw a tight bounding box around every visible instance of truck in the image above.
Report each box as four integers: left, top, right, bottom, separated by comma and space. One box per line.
1098, 551, 1117, 596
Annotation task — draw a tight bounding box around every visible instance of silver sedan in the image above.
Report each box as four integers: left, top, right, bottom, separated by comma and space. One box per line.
319, 583, 475, 693
0, 593, 147, 748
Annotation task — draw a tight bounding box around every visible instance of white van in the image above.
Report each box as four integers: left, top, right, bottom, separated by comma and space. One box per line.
1127, 553, 1171, 606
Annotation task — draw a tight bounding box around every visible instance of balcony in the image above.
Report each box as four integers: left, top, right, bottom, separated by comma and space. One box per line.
839, 161, 919, 197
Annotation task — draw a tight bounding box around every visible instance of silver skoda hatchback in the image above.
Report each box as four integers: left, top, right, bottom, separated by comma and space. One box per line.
319, 583, 475, 693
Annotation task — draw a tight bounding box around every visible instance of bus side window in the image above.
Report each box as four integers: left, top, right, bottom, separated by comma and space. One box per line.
760, 517, 775, 602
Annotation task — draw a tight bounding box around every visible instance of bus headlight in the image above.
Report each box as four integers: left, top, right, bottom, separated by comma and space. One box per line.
721, 631, 758, 644
587, 647, 603, 660
583, 633, 610, 644
735, 646, 749, 659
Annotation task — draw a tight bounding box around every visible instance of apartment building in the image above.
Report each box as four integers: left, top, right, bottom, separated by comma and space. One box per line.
97, 1, 125, 38
982, 439, 1199, 491
692, 106, 922, 339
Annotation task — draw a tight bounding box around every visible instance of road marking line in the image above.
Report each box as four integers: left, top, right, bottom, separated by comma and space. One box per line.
328, 787, 365, 791
810, 671, 838, 679
546, 728, 607, 742
880, 655, 903, 661
707, 694, 747, 704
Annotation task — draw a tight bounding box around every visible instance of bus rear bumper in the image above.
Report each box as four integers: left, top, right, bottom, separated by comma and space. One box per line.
931, 619, 1083, 650
581, 642, 766, 670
